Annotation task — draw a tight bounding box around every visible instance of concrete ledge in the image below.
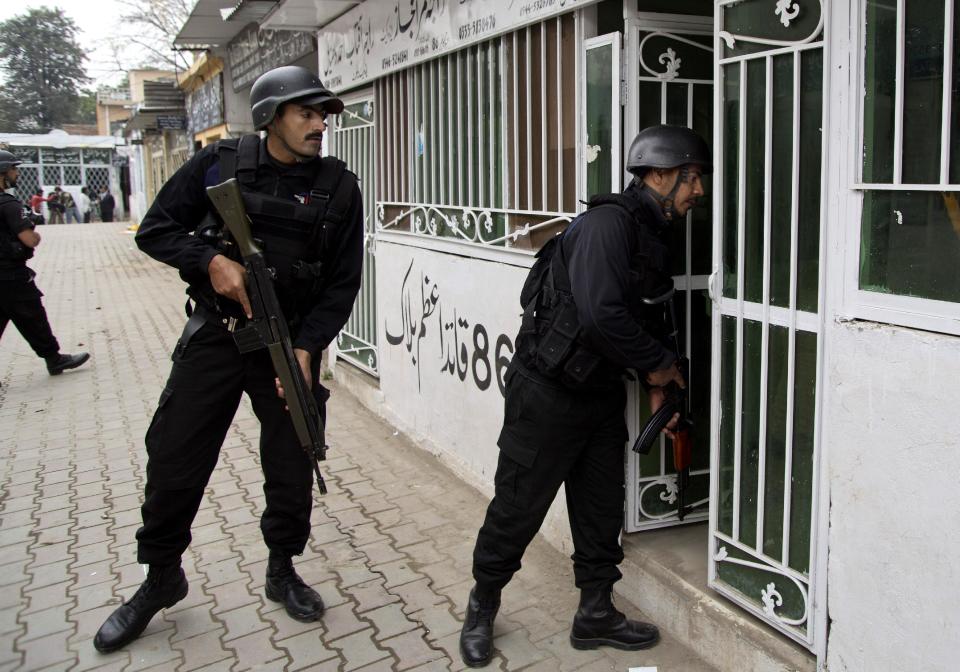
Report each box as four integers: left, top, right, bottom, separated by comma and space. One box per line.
618, 526, 817, 672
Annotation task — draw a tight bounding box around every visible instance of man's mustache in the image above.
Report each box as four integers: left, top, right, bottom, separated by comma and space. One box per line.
305, 133, 323, 141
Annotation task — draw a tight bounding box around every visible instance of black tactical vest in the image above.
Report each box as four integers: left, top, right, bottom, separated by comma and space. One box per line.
0, 192, 33, 264
211, 135, 356, 314
516, 192, 674, 388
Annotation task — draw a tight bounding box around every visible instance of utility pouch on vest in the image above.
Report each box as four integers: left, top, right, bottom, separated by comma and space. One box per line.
563, 347, 601, 385
537, 301, 579, 372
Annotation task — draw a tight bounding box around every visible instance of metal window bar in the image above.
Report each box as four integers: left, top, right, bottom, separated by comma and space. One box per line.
478, 44, 486, 208
432, 60, 438, 204
941, 0, 955, 184
541, 24, 548, 211
513, 32, 520, 210
781, 51, 802, 566
732, 59, 748, 541
526, 26, 534, 210
893, 0, 905, 184
490, 40, 497, 209
756, 55, 774, 554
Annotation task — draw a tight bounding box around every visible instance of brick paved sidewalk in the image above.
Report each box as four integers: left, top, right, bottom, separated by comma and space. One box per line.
0, 223, 715, 672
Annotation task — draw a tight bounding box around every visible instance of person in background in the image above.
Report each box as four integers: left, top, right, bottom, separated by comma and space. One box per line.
78, 187, 91, 223
48, 187, 66, 224
29, 189, 51, 225
99, 186, 116, 222
62, 189, 80, 224
0, 150, 91, 376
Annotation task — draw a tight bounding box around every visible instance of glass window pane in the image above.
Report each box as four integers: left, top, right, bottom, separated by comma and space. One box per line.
722, 64, 740, 299
739, 318, 763, 549
797, 49, 823, 313
718, 315, 737, 536
743, 59, 766, 304
639, 32, 713, 81
762, 324, 789, 560
666, 82, 688, 127
862, 0, 897, 183
586, 42, 613, 198
902, 0, 945, 184
769, 54, 794, 308
638, 80, 662, 129
691, 83, 714, 276
860, 190, 960, 302
688, 290, 713, 472
789, 329, 818, 575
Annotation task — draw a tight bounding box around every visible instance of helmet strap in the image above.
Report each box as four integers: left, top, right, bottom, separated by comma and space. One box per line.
642, 166, 688, 221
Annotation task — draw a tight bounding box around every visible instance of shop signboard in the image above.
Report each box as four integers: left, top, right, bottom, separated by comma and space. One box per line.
319, 0, 599, 90
187, 73, 225, 137
228, 25, 317, 92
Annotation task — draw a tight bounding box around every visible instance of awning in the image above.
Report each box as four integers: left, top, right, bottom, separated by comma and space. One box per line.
0, 130, 122, 149
260, 0, 359, 32
174, 0, 278, 48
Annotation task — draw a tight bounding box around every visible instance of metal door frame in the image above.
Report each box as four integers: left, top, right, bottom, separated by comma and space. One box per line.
707, 0, 830, 654
330, 89, 380, 376
623, 10, 713, 532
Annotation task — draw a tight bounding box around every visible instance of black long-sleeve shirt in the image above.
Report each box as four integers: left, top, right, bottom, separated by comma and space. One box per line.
561, 184, 676, 374
135, 138, 364, 357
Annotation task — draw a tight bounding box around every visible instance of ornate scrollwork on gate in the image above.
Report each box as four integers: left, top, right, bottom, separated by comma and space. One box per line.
714, 545, 809, 627
639, 32, 714, 80
718, 0, 824, 50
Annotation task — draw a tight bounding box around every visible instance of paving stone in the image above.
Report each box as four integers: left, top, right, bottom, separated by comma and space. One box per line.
171, 628, 232, 671
217, 603, 271, 642
320, 602, 368, 642
276, 629, 338, 670
328, 628, 391, 671
124, 627, 182, 671
18, 628, 73, 670
382, 628, 446, 670
345, 578, 400, 615
222, 628, 286, 669
168, 603, 223, 643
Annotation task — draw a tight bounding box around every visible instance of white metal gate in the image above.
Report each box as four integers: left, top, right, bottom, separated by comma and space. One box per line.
331, 94, 379, 376
622, 13, 715, 532
708, 0, 827, 651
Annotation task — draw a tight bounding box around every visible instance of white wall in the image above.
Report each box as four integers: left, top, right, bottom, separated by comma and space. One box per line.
374, 238, 578, 553
824, 321, 960, 672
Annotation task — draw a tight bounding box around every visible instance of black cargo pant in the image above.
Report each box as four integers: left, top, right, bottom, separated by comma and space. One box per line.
135, 321, 326, 565
472, 364, 628, 593
0, 268, 61, 359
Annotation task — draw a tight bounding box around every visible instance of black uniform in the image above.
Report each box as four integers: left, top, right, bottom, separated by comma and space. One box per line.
472, 181, 674, 592
0, 192, 61, 358
133, 136, 364, 565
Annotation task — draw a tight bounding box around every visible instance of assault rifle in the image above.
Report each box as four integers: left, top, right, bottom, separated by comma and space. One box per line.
206, 178, 328, 495
631, 288, 693, 520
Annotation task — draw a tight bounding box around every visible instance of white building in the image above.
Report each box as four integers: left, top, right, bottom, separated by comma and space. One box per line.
172, 1, 960, 670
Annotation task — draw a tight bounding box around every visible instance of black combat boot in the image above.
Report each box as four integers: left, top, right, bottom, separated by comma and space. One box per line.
93, 564, 188, 653
46, 352, 90, 375
459, 586, 501, 668
265, 550, 325, 622
569, 588, 660, 651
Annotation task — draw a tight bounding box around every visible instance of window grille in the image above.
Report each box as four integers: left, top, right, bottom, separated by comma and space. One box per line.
84, 168, 110, 195
14, 167, 40, 201
856, 0, 960, 307
376, 14, 577, 250
43, 165, 62, 185
63, 165, 83, 186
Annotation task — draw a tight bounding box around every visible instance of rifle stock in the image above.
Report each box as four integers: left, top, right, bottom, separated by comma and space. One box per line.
205, 178, 328, 495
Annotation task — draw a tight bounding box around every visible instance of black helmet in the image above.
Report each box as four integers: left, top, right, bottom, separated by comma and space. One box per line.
0, 149, 22, 172
250, 65, 344, 130
626, 125, 712, 176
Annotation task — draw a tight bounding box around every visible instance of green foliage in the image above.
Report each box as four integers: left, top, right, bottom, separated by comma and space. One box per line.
0, 8, 91, 132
